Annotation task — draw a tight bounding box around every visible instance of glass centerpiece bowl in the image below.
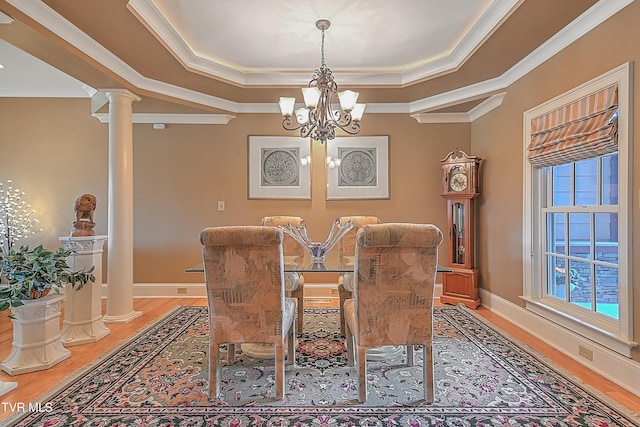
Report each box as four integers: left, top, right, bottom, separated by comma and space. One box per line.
280, 218, 353, 270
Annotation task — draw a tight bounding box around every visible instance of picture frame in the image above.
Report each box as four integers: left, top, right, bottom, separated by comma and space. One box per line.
248, 136, 311, 199
326, 136, 389, 200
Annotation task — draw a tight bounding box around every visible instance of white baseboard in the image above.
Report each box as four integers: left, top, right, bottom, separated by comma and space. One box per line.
479, 288, 640, 398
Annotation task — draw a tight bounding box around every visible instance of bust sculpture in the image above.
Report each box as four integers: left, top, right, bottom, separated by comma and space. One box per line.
71, 194, 97, 237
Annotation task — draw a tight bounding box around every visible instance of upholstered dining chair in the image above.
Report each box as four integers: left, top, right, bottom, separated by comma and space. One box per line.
261, 216, 306, 333
200, 225, 296, 401
336, 215, 382, 336
343, 223, 443, 404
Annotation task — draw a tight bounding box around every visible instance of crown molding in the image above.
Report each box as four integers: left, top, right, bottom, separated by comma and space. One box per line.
5, 0, 633, 120
411, 92, 507, 123
92, 113, 236, 125
0, 11, 13, 24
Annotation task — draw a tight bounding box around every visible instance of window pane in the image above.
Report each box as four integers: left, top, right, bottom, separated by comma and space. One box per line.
601, 153, 618, 205
575, 158, 597, 205
595, 265, 619, 319
552, 164, 572, 206
568, 213, 590, 259
595, 213, 618, 263
549, 256, 567, 299
547, 213, 565, 255
568, 259, 591, 307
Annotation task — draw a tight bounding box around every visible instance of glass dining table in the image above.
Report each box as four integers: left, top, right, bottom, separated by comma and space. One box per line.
187, 256, 450, 360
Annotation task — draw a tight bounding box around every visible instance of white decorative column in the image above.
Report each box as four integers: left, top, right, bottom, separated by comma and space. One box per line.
59, 235, 110, 346
102, 89, 142, 323
1, 295, 70, 375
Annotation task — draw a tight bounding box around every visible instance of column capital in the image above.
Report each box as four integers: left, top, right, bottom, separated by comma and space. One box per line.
59, 235, 108, 254
100, 89, 141, 103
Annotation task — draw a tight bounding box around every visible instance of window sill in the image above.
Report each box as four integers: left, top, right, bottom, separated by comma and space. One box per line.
521, 296, 638, 357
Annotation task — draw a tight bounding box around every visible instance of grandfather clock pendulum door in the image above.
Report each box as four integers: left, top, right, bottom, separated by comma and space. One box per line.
440, 149, 481, 309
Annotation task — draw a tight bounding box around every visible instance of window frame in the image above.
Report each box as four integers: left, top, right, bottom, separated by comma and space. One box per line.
522, 63, 635, 357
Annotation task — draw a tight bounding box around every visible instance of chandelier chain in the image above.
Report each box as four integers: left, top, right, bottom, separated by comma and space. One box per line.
320, 27, 325, 66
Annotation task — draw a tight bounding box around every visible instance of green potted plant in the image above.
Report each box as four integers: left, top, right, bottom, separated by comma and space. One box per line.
0, 244, 95, 312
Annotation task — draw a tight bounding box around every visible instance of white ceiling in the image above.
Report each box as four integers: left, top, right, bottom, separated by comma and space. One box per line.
128, 0, 519, 86
0, 38, 90, 98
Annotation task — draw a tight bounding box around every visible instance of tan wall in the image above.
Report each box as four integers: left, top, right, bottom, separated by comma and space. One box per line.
471, 2, 640, 358
0, 100, 469, 285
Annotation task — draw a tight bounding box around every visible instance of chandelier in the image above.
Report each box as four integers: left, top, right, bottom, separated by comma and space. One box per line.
279, 19, 365, 143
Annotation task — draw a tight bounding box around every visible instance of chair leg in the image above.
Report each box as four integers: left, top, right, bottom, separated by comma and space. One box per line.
357, 345, 367, 403
424, 343, 434, 404
291, 286, 304, 334
209, 341, 220, 399
227, 344, 236, 364
407, 345, 414, 366
275, 343, 285, 400
338, 285, 351, 337
344, 322, 354, 367
286, 322, 295, 365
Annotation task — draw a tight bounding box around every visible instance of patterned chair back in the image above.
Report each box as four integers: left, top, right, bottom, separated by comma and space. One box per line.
336, 216, 381, 268
261, 216, 306, 266
354, 223, 443, 347
200, 225, 290, 344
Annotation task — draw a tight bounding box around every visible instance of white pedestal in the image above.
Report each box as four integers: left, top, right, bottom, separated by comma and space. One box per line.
0, 381, 17, 396
59, 235, 110, 346
1, 294, 70, 375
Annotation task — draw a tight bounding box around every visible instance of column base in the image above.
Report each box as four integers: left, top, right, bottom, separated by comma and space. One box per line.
103, 310, 142, 324
61, 316, 111, 346
0, 381, 18, 396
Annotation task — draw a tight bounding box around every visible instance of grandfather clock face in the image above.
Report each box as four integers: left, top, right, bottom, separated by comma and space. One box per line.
448, 165, 468, 193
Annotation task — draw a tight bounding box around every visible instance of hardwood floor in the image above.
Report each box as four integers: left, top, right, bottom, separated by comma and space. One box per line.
0, 298, 638, 421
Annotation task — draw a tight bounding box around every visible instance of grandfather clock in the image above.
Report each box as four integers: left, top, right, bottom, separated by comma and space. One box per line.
440, 149, 481, 309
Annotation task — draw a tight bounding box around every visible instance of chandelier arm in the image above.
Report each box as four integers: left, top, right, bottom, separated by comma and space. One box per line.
282, 116, 303, 132
336, 120, 361, 135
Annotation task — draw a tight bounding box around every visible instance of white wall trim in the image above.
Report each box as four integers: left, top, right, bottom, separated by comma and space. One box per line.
91, 112, 236, 125
479, 288, 640, 398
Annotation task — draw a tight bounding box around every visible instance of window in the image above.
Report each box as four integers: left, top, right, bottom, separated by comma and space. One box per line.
545, 154, 619, 318
523, 63, 634, 357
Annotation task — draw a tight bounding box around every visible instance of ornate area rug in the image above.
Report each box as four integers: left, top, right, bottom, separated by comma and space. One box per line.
5, 305, 639, 426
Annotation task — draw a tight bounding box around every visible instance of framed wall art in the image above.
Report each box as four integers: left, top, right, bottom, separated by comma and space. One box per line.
326, 136, 389, 200
248, 136, 311, 199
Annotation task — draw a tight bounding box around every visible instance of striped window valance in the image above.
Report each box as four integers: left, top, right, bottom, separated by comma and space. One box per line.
527, 84, 618, 168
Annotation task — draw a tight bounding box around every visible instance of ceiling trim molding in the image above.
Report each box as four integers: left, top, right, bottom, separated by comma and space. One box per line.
469, 92, 507, 121
6, 0, 633, 117
0, 11, 14, 24
92, 112, 236, 125
127, 0, 522, 87
411, 92, 507, 123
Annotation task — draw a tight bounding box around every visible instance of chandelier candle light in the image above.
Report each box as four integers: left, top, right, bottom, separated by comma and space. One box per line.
279, 19, 365, 143
280, 218, 353, 269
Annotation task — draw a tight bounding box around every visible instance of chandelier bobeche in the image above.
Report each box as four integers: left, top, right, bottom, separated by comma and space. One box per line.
279, 19, 365, 143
